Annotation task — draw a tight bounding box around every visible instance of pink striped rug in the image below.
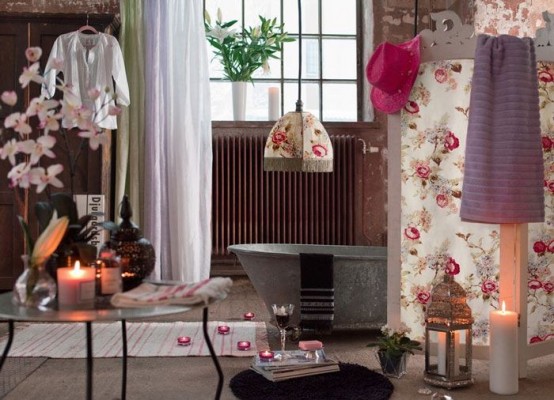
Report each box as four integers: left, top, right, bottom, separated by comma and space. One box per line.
0, 321, 268, 358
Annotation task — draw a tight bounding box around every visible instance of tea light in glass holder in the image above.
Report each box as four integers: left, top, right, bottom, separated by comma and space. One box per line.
243, 312, 255, 321
177, 336, 191, 346
258, 350, 274, 361
217, 325, 230, 335
237, 341, 251, 351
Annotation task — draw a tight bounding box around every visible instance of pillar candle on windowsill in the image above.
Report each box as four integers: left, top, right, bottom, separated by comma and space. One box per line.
268, 87, 280, 120
57, 261, 96, 309
489, 301, 518, 395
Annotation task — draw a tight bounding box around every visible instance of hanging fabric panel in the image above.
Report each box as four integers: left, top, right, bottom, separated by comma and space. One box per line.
400, 59, 554, 345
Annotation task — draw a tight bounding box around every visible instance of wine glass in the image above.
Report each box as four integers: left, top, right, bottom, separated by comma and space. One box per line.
271, 303, 294, 353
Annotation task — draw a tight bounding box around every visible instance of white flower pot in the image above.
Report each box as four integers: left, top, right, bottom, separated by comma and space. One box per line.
232, 81, 247, 121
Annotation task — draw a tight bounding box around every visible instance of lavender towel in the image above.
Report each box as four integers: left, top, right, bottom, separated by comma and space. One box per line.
460, 34, 545, 223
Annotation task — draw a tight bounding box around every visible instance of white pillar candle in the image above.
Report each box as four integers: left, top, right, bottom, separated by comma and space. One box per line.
452, 331, 460, 375
437, 331, 447, 375
489, 301, 518, 395
268, 87, 280, 120
57, 261, 96, 309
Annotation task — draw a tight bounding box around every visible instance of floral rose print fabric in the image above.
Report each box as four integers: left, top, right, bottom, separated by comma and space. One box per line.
400, 60, 554, 345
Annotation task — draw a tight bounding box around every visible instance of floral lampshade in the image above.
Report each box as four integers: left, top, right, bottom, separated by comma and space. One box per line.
263, 110, 333, 172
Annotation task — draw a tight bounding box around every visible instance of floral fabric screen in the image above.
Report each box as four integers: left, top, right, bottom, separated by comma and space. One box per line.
400, 60, 554, 345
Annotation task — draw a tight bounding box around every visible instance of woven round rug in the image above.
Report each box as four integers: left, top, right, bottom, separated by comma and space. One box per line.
229, 363, 394, 400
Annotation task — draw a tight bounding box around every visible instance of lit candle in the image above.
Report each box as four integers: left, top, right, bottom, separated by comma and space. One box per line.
437, 332, 447, 375
177, 336, 191, 346
57, 261, 96, 309
237, 341, 251, 351
243, 312, 255, 321
489, 301, 518, 395
268, 87, 280, 120
258, 350, 274, 361
217, 325, 230, 335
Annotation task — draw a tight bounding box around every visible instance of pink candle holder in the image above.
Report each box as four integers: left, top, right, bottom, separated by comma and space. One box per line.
243, 312, 255, 321
237, 341, 251, 351
258, 350, 274, 361
177, 336, 191, 346
217, 325, 230, 335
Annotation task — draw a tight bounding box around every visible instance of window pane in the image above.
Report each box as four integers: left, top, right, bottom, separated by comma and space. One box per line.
322, 83, 357, 121
207, 46, 225, 79
322, 0, 356, 34
251, 56, 281, 79
246, 82, 281, 121
283, 38, 319, 79
205, 0, 242, 26
210, 81, 233, 120
283, 0, 319, 34
322, 39, 356, 79
244, 0, 281, 27
284, 83, 320, 119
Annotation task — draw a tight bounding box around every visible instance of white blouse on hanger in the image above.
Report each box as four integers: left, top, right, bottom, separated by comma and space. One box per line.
42, 31, 130, 130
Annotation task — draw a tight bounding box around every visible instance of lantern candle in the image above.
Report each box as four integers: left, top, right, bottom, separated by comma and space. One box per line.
57, 261, 96, 309
217, 325, 230, 335
243, 312, 255, 321
437, 332, 447, 375
237, 341, 251, 351
489, 301, 518, 395
258, 350, 274, 361
177, 336, 191, 346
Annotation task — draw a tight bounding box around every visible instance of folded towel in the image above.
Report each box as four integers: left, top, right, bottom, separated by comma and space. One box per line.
300, 253, 334, 334
110, 277, 233, 308
460, 34, 545, 223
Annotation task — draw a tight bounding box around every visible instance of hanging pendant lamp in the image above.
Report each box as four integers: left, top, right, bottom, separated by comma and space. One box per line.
263, 0, 333, 172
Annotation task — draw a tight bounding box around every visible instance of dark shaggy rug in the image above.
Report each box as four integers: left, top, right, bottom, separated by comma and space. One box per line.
229, 363, 394, 400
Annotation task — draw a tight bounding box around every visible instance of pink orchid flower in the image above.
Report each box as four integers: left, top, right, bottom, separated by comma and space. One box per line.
1, 91, 17, 106
78, 128, 109, 150
0, 139, 20, 165
19, 135, 57, 165
29, 164, 64, 193
24, 47, 42, 62
39, 110, 61, 134
4, 112, 32, 136
7, 162, 31, 189
26, 97, 59, 122
19, 62, 43, 88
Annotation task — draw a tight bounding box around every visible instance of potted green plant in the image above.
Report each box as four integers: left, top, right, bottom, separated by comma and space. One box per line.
204, 9, 294, 120
367, 323, 422, 378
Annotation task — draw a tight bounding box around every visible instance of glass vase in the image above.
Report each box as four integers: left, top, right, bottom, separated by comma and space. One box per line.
376, 350, 408, 379
12, 255, 57, 309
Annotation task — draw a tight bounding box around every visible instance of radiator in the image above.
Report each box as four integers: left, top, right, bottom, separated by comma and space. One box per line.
212, 134, 357, 257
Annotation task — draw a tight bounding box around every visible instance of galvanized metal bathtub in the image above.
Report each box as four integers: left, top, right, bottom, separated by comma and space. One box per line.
228, 243, 387, 330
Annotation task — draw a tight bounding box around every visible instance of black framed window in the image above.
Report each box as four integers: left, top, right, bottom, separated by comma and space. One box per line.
204, 0, 362, 122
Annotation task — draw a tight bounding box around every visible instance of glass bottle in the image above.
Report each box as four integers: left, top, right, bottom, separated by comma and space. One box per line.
95, 249, 122, 296
12, 255, 57, 309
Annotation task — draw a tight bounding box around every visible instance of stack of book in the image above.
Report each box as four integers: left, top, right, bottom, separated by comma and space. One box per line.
251, 350, 340, 382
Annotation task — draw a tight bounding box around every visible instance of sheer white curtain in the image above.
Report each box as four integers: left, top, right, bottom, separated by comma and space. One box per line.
144, 0, 212, 282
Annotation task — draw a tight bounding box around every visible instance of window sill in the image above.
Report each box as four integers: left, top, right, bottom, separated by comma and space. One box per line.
211, 120, 381, 130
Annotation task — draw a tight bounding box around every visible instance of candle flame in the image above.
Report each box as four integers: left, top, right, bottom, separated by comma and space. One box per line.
501, 300, 506, 313
74, 260, 81, 271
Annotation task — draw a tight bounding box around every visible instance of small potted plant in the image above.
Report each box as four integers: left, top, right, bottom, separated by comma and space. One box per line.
367, 323, 422, 378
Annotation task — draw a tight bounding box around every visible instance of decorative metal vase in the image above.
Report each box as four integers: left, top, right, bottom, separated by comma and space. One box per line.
12, 255, 57, 309
376, 350, 408, 378
100, 195, 155, 291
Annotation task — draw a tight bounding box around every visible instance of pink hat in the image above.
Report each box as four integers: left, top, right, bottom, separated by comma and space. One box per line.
366, 36, 421, 114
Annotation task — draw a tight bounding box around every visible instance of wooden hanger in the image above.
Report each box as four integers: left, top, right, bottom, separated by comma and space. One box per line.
78, 14, 98, 34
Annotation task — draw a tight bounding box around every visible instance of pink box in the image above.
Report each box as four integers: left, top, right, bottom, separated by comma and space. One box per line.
298, 340, 323, 351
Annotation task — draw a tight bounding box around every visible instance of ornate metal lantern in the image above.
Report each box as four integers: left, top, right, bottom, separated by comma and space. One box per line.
424, 274, 474, 388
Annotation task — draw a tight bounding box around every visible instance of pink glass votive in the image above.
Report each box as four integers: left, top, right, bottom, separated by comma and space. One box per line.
258, 350, 274, 361
243, 312, 255, 321
177, 336, 191, 346
217, 325, 230, 335
237, 341, 251, 351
